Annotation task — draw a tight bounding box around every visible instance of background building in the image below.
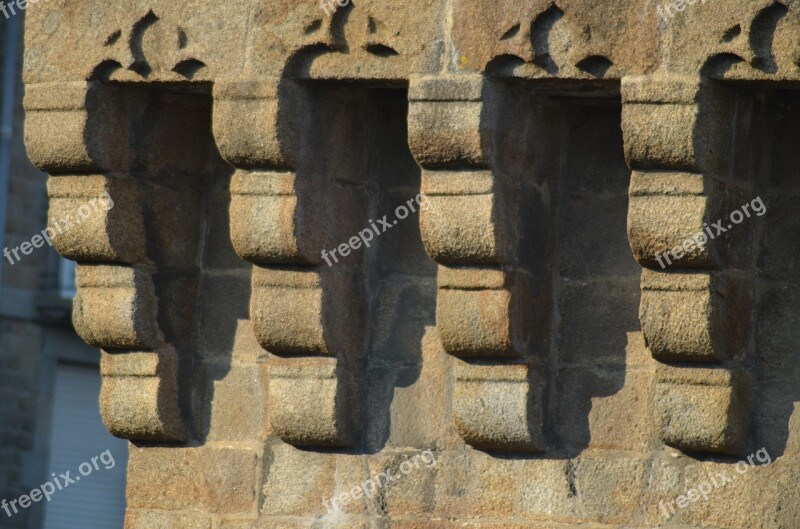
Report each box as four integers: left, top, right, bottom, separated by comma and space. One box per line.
0, 13, 127, 529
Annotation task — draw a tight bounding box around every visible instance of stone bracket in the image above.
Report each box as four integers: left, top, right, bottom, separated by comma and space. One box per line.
25, 82, 128, 173
216, 79, 364, 448
437, 267, 530, 358
639, 270, 750, 363
408, 73, 543, 452
623, 74, 752, 455
100, 348, 185, 442
27, 80, 208, 443
268, 357, 359, 447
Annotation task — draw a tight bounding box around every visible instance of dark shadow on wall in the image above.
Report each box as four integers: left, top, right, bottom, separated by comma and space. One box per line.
268, 58, 639, 459
691, 9, 800, 466
275, 68, 436, 454
646, 72, 800, 462
479, 77, 639, 458
724, 86, 800, 461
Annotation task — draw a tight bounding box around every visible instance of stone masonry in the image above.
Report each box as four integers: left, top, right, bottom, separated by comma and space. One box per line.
18, 0, 800, 527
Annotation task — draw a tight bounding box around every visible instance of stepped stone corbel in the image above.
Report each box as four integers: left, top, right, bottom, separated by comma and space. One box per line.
408, 74, 544, 452
622, 74, 752, 455
25, 81, 187, 442
214, 79, 365, 447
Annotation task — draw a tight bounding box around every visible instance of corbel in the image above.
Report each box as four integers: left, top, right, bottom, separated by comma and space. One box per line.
622, 74, 751, 455
26, 81, 186, 441
408, 74, 544, 452
213, 78, 365, 447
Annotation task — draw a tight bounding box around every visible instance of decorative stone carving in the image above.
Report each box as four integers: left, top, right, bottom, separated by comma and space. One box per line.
450, 0, 659, 76
664, 0, 800, 79
91, 9, 208, 81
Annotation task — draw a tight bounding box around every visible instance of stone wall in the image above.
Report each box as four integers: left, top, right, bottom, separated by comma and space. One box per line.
18, 1, 800, 528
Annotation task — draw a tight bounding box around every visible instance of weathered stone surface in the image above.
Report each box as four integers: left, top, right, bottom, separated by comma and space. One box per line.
450, 0, 660, 76
678, 457, 800, 529
424, 450, 520, 519
73, 265, 159, 350
364, 451, 438, 515
621, 76, 734, 173
124, 510, 213, 529
436, 271, 524, 358
194, 361, 267, 443
127, 446, 258, 514
655, 365, 750, 455
100, 348, 185, 442
46, 174, 145, 263
517, 454, 651, 524
24, 82, 126, 172
18, 0, 800, 528
376, 326, 455, 451
453, 362, 544, 452
554, 366, 655, 453
268, 356, 358, 447
260, 442, 335, 516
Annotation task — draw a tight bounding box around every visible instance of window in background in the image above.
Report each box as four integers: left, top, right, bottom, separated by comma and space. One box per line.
58, 258, 77, 300
42, 363, 128, 529
0, 14, 18, 287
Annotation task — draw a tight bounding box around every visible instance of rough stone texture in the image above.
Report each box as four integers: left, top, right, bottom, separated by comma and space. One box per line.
127, 446, 259, 514
655, 365, 750, 455
124, 510, 213, 529
16, 0, 800, 528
